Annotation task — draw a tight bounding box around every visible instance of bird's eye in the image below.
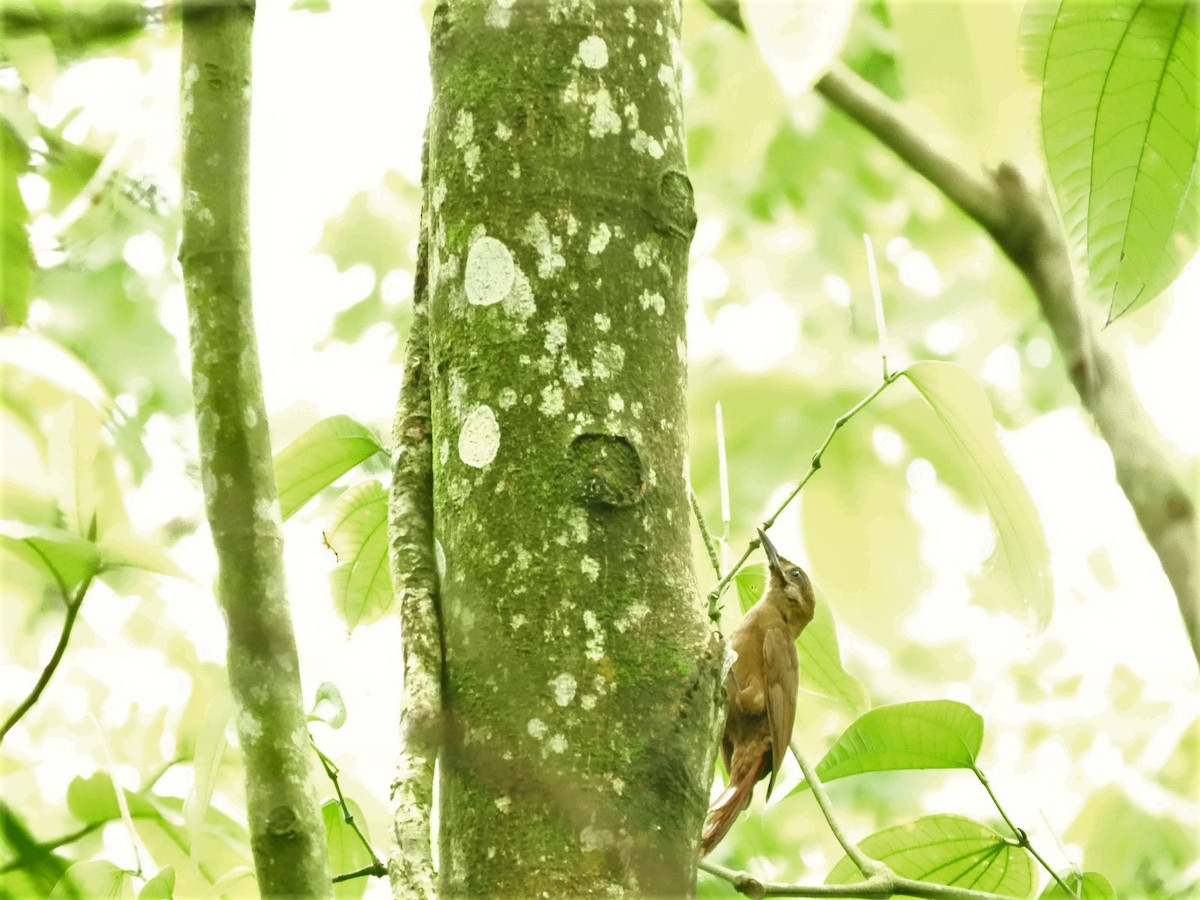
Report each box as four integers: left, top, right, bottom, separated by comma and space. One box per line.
789, 567, 801, 579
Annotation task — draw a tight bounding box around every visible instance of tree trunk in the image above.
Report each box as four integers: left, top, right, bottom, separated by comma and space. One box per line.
412, 0, 724, 894
179, 3, 332, 895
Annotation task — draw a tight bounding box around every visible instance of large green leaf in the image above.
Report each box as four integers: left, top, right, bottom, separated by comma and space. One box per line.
274, 415, 384, 521
734, 567, 869, 714
326, 480, 393, 630
825, 814, 1034, 897
1024, 0, 1200, 321
901, 361, 1052, 630
136, 866, 175, 900
811, 700, 984, 786
1040, 871, 1117, 900
65, 773, 158, 826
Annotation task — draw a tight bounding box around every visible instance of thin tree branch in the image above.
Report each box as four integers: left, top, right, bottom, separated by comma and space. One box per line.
691, 488, 724, 582
0, 570, 95, 744
179, 3, 332, 894
386, 129, 442, 900
311, 737, 387, 883
701, 4, 1199, 667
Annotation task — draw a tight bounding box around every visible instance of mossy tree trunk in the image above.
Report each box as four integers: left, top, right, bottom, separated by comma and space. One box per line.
179, 3, 332, 896
400, 0, 724, 895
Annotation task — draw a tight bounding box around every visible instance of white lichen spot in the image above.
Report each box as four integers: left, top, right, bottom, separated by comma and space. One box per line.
540, 384, 565, 416
544, 316, 568, 354
567, 508, 589, 543
244, 406, 258, 429
458, 405, 500, 468
499, 387, 518, 409
536, 356, 555, 375
514, 547, 532, 570
549, 734, 568, 754
640, 290, 666, 316
625, 6, 637, 24
638, 53, 647, 67
581, 825, 614, 852
452, 109, 475, 149
578, 35, 609, 69
631, 130, 664, 159
615, 601, 651, 633
237, 708, 263, 743
607, 394, 625, 414
527, 718, 547, 739
633, 241, 655, 268
524, 213, 566, 279
562, 356, 585, 388
510, 162, 521, 179
511, 613, 527, 630
440, 439, 450, 465
463, 144, 481, 179
581, 556, 600, 581
592, 343, 625, 379
581, 694, 598, 710
495, 796, 512, 813
505, 267, 537, 319
583, 610, 605, 661
495, 121, 513, 140
551, 673, 577, 706
623, 103, 640, 130
587, 88, 622, 138
594, 312, 611, 332
566, 214, 579, 237
588, 223, 612, 255
611, 777, 625, 795
631, 400, 643, 417
677, 336, 687, 361
465, 236, 516, 306
657, 63, 675, 87
655, 18, 664, 35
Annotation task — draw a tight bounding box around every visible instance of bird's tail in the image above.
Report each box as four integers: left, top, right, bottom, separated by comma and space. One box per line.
700, 755, 769, 856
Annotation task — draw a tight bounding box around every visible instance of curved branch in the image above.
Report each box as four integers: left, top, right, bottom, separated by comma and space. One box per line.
386, 134, 443, 900
812, 61, 1198, 666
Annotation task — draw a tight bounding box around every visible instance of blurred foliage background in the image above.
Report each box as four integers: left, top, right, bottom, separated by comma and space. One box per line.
1, 1, 1196, 898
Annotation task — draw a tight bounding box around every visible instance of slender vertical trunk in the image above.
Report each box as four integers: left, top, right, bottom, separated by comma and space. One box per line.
179, 4, 332, 895
407, 0, 724, 894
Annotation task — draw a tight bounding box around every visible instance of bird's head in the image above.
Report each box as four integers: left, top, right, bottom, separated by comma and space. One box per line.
758, 528, 815, 632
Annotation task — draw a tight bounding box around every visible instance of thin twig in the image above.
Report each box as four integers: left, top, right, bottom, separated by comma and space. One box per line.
0, 570, 96, 744
705, 374, 900, 617
311, 736, 386, 882
973, 767, 1078, 899
690, 488, 724, 583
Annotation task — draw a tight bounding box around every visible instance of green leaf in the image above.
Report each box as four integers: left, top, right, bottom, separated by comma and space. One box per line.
796, 587, 870, 715
0, 520, 100, 595
1, 121, 32, 326
310, 681, 347, 729
96, 529, 190, 581
137, 866, 175, 900
1024, 0, 1200, 321
323, 799, 372, 900
49, 860, 133, 900
1040, 871, 1117, 900
825, 814, 1034, 897
65, 773, 157, 826
901, 361, 1052, 630
326, 480, 394, 630
812, 700, 984, 786
734, 567, 868, 714
274, 416, 384, 521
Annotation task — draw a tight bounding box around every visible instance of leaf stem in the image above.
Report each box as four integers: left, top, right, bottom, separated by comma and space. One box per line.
690, 488, 724, 582
705, 374, 900, 617
972, 767, 1078, 899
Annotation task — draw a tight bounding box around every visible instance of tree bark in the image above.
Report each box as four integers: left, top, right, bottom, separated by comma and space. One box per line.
179, 3, 332, 895
404, 0, 725, 895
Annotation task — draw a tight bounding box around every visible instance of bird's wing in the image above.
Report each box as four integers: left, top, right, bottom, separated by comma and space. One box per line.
762, 624, 798, 798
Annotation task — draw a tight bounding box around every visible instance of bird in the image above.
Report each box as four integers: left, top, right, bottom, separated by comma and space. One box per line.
701, 528, 816, 856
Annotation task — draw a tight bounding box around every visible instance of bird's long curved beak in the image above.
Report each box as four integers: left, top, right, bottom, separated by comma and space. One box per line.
757, 528, 782, 575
